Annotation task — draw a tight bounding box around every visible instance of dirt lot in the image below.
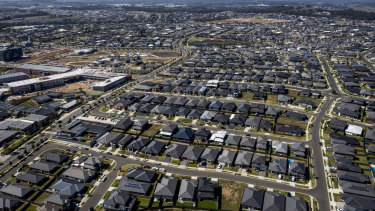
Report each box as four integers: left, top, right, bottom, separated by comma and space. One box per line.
211, 18, 289, 23
20, 48, 179, 67
53, 82, 91, 93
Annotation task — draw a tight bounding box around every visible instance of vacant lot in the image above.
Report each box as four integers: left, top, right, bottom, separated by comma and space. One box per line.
219, 179, 247, 211
211, 18, 289, 23
54, 82, 91, 93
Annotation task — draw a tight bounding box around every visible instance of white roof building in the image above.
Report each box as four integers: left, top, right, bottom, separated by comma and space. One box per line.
209, 130, 227, 144
345, 125, 363, 136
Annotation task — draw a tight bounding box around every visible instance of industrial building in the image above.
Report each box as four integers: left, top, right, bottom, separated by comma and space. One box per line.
15, 64, 71, 75
0, 72, 28, 85
92, 75, 131, 92
0, 44, 23, 61
6, 68, 130, 95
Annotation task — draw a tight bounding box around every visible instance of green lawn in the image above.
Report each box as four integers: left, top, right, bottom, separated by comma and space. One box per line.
24, 204, 39, 211
98, 146, 108, 151
103, 191, 111, 199
88, 91, 104, 96
34, 192, 51, 204
111, 179, 120, 187
137, 198, 150, 207
277, 116, 308, 129
19, 99, 40, 108
197, 200, 217, 209
100, 107, 109, 113
176, 201, 195, 207
241, 92, 254, 101
179, 118, 193, 124
141, 124, 162, 137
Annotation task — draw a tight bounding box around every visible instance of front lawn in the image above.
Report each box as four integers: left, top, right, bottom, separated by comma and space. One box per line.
197, 200, 217, 209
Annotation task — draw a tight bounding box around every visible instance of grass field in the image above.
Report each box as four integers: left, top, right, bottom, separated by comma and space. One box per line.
277, 116, 308, 129
141, 124, 162, 137
197, 200, 218, 209
219, 179, 247, 211
19, 99, 40, 108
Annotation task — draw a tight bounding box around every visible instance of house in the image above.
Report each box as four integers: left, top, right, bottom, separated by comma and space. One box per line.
126, 138, 150, 152
218, 150, 237, 166
272, 142, 288, 155
229, 114, 246, 126
262, 192, 285, 211
165, 144, 187, 159
209, 130, 227, 145
83, 157, 103, 171
154, 177, 178, 202
345, 125, 363, 136
337, 170, 370, 184
200, 148, 220, 164
237, 104, 251, 114
209, 101, 223, 111
365, 129, 375, 142
0, 183, 33, 198
195, 128, 211, 143
51, 179, 85, 197
102, 190, 137, 211
42, 152, 69, 164
172, 128, 195, 142
176, 107, 191, 117
277, 94, 292, 104
182, 146, 204, 162
288, 162, 306, 179
284, 111, 308, 121
295, 99, 316, 110
221, 102, 237, 112
132, 120, 148, 131
275, 124, 304, 137
333, 144, 355, 157
250, 103, 266, 115
196, 99, 211, 109
260, 120, 273, 132
241, 187, 265, 210
339, 181, 375, 198
285, 196, 307, 211
29, 160, 58, 173
240, 137, 257, 149
140, 140, 165, 155
329, 119, 347, 132
16, 170, 46, 185
127, 168, 156, 183
341, 193, 375, 211
256, 137, 268, 150
118, 135, 134, 149
234, 151, 253, 168
245, 116, 261, 130
291, 142, 306, 157
213, 113, 230, 125
0, 194, 21, 210
113, 118, 133, 132
178, 179, 197, 202
160, 124, 178, 137
265, 106, 280, 118
62, 167, 95, 182
336, 162, 362, 173
187, 109, 204, 119
197, 177, 218, 201
118, 178, 151, 195
41, 193, 71, 211
200, 110, 217, 123
225, 135, 242, 146
269, 158, 287, 175
97, 132, 124, 148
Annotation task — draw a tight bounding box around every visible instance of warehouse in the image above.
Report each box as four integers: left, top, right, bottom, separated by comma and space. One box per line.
0, 130, 18, 146
0, 72, 28, 84
92, 76, 130, 92
15, 64, 71, 75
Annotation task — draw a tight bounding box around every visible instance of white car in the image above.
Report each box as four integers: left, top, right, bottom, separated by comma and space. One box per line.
155, 162, 161, 165
159, 168, 166, 172
217, 164, 222, 169
278, 174, 283, 180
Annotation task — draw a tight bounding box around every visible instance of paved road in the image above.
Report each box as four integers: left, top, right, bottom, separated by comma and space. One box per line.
1, 142, 326, 210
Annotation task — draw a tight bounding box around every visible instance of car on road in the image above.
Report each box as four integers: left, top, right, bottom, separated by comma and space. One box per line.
65, 149, 71, 152
155, 162, 161, 165
144, 165, 151, 169
101, 176, 107, 182
106, 152, 112, 155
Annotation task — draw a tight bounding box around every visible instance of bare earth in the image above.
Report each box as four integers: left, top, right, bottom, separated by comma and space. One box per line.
53, 82, 91, 93
210, 18, 289, 23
